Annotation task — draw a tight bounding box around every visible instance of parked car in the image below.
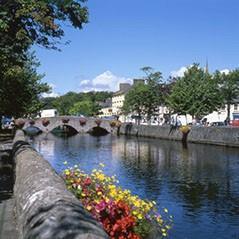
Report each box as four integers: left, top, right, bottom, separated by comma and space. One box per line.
210, 121, 226, 126
230, 120, 239, 127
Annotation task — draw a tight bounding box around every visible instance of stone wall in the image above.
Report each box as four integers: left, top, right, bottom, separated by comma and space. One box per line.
13, 130, 109, 239
120, 123, 239, 147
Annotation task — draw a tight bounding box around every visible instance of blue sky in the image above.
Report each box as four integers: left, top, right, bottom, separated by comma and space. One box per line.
36, 0, 239, 96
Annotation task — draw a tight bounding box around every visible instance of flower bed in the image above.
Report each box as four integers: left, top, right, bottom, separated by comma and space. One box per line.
63, 164, 173, 238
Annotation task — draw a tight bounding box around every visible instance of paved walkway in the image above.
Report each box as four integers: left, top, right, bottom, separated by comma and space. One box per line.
0, 138, 17, 239
0, 198, 18, 239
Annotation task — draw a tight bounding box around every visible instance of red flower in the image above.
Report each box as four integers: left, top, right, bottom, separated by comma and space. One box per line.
83, 177, 92, 186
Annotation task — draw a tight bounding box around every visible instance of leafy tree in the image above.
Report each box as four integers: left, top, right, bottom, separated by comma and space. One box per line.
140, 67, 163, 122
52, 92, 80, 115
0, 0, 88, 55
214, 69, 239, 122
123, 67, 163, 124
0, 0, 89, 124
166, 64, 222, 120
41, 97, 58, 110
69, 100, 94, 116
122, 83, 149, 125
0, 54, 50, 118
49, 91, 112, 116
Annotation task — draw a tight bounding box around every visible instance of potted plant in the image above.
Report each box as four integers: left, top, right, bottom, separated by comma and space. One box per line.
62, 118, 70, 124
14, 118, 25, 129
95, 118, 101, 126
79, 117, 87, 126
29, 119, 35, 125
42, 119, 50, 127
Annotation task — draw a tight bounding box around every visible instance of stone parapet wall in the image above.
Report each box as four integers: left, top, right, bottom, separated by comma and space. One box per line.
13, 130, 109, 239
120, 124, 239, 147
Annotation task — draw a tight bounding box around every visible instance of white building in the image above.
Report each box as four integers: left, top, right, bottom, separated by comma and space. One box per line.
203, 103, 239, 124
98, 107, 113, 118
112, 83, 131, 116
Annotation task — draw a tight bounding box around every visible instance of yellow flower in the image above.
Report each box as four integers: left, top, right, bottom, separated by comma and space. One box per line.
137, 213, 143, 220
64, 169, 70, 176
86, 205, 92, 211
164, 208, 168, 213
63, 161, 68, 165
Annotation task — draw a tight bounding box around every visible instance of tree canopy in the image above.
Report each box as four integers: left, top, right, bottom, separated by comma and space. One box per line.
123, 67, 163, 124
69, 100, 94, 116
42, 91, 112, 116
166, 64, 222, 119
214, 69, 239, 121
0, 54, 50, 117
0, 0, 89, 120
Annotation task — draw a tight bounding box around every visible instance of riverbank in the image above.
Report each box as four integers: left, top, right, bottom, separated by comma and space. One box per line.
119, 123, 239, 147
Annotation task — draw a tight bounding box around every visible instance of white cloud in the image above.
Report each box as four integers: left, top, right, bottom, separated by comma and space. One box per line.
170, 66, 188, 78
79, 71, 132, 92
220, 69, 230, 75
42, 83, 60, 98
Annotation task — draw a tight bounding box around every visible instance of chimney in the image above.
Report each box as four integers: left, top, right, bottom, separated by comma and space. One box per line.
133, 79, 145, 85
119, 83, 131, 91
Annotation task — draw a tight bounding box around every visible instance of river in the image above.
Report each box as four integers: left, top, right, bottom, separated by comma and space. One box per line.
32, 133, 239, 239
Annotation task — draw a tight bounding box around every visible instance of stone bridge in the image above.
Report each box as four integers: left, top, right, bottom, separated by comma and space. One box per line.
23, 116, 120, 134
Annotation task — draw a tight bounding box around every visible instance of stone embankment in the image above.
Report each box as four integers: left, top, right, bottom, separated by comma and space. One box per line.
120, 123, 239, 147
12, 130, 109, 239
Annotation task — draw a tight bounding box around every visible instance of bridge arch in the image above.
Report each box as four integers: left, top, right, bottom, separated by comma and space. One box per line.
23, 116, 119, 135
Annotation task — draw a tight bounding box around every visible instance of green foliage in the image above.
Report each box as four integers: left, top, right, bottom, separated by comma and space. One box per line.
0, 0, 89, 119
0, 0, 88, 54
48, 91, 112, 115
122, 83, 149, 122
69, 100, 94, 116
214, 69, 239, 120
166, 64, 222, 119
52, 92, 80, 115
123, 67, 163, 123
0, 54, 50, 117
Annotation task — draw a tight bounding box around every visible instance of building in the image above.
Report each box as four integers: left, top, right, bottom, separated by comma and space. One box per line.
111, 83, 132, 121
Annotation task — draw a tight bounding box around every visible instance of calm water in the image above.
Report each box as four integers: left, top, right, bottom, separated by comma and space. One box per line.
32, 133, 239, 239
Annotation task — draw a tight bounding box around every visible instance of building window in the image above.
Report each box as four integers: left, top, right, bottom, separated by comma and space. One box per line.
234, 104, 238, 111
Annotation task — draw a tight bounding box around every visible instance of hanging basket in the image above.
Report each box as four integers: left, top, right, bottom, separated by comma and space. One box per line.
42, 119, 50, 127
62, 118, 69, 124
115, 120, 122, 128
14, 118, 25, 129
79, 117, 87, 126
110, 120, 117, 128
29, 119, 35, 125
95, 118, 102, 126
179, 125, 190, 134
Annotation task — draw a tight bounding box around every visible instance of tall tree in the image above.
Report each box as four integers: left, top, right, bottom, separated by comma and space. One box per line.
140, 67, 163, 122
0, 0, 89, 122
122, 67, 163, 124
69, 100, 94, 116
52, 92, 80, 115
214, 69, 239, 122
166, 64, 222, 120
122, 83, 149, 125
0, 0, 88, 54
0, 54, 50, 118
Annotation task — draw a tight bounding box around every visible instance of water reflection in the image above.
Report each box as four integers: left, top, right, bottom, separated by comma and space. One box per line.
32, 133, 239, 239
